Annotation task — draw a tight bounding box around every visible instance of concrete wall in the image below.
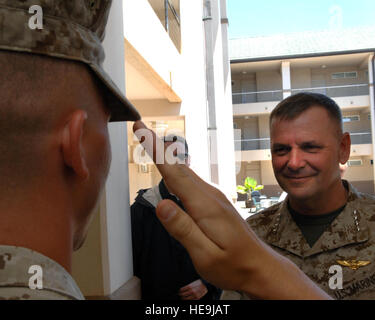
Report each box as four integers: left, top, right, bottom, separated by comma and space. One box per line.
258, 115, 270, 138
256, 71, 282, 102
312, 67, 368, 87
256, 71, 282, 91
72, 209, 104, 296
236, 161, 261, 186
234, 116, 259, 139
231, 73, 257, 103
232, 73, 257, 92
291, 68, 311, 89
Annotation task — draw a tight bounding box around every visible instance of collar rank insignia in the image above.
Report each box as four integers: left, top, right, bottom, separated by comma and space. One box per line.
336, 260, 371, 270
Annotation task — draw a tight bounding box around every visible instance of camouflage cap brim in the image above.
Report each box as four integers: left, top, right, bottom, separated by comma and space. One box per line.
0, 0, 141, 122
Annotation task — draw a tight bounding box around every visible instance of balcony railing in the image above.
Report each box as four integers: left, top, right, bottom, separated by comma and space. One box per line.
234, 132, 372, 152
232, 89, 283, 104
232, 84, 369, 105
291, 83, 369, 98
350, 132, 372, 145
148, 0, 181, 52
234, 138, 270, 151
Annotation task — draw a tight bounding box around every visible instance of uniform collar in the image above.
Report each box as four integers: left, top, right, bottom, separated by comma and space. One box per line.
267, 180, 369, 258
0, 245, 84, 300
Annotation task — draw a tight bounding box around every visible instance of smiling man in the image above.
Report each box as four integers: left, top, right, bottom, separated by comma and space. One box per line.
224, 92, 375, 300
270, 93, 350, 216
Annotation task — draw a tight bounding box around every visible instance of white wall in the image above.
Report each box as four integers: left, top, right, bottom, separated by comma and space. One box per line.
101, 0, 133, 296
123, 0, 181, 97
71, 0, 133, 298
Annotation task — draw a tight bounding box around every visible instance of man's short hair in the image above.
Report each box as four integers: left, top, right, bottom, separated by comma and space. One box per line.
270, 92, 343, 132
163, 134, 189, 155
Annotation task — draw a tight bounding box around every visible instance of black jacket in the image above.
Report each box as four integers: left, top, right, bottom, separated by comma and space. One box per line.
131, 180, 222, 300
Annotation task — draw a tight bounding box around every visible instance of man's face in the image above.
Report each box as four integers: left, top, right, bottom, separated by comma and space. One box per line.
270, 106, 349, 202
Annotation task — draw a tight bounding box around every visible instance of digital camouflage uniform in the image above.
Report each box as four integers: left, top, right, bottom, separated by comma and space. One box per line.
0, 246, 84, 300
222, 180, 375, 300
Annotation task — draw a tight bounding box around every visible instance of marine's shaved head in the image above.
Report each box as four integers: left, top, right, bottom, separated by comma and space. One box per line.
0, 51, 106, 192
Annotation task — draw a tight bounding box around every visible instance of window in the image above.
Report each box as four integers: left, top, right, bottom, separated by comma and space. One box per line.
332, 71, 358, 80
343, 115, 360, 122
347, 159, 363, 167
138, 164, 149, 173
369, 114, 371, 120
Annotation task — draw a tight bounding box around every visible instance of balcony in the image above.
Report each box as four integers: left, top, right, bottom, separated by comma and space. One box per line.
148, 0, 181, 52
291, 83, 369, 98
232, 89, 283, 104
350, 132, 372, 144
233, 84, 369, 105
232, 84, 370, 116
235, 132, 372, 154
123, 0, 182, 103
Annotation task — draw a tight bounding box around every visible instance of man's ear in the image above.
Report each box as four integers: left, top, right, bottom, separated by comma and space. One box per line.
61, 110, 89, 180
339, 132, 351, 164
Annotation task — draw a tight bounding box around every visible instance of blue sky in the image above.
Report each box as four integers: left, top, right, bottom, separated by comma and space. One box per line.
227, 0, 375, 39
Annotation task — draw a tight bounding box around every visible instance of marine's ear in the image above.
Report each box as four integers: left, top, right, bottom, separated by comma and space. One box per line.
61, 110, 90, 180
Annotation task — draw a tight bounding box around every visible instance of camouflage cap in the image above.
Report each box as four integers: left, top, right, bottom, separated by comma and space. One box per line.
0, 0, 140, 122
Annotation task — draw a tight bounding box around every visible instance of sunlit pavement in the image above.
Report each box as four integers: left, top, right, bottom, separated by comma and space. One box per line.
234, 201, 257, 220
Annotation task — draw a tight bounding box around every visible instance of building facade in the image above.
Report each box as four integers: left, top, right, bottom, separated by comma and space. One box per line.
230, 27, 375, 198
125, 0, 237, 204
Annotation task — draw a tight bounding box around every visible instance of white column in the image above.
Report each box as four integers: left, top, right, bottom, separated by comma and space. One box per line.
179, 0, 211, 182
281, 61, 291, 99
206, 0, 237, 199
367, 54, 375, 192
100, 0, 134, 296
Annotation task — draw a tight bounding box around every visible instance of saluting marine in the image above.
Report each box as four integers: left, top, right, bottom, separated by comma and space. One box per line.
0, 0, 140, 299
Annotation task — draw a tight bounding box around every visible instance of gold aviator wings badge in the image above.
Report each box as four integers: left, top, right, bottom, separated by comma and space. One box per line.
337, 260, 371, 270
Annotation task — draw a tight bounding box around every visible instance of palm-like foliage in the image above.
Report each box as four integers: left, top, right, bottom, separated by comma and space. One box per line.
237, 177, 264, 194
